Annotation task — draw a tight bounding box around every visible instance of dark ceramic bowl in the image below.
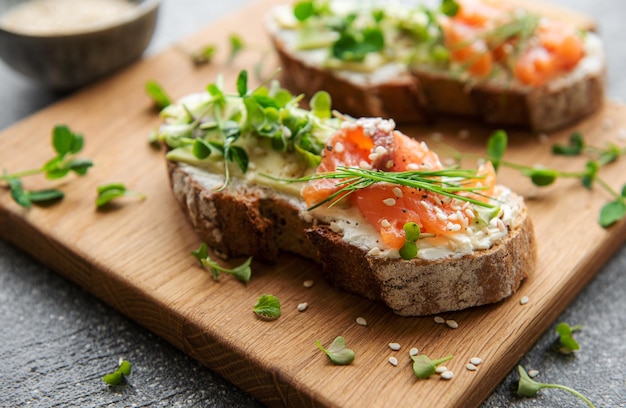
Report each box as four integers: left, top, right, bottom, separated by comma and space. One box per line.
0, 0, 160, 91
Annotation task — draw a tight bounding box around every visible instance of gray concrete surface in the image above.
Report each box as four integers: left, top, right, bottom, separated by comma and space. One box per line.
0, 1, 625, 407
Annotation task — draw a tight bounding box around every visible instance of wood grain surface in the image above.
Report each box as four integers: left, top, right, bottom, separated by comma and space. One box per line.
1, 1, 624, 407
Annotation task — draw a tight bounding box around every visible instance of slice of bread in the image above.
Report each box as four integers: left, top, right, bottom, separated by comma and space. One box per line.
267, 1, 605, 132
167, 158, 536, 316
306, 190, 535, 316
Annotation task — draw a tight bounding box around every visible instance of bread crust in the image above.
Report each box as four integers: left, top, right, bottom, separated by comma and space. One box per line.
306, 203, 536, 316
413, 65, 606, 133
167, 161, 316, 262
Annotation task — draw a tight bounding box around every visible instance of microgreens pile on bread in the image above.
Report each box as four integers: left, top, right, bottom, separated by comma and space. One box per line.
154, 72, 536, 316
268, 0, 605, 132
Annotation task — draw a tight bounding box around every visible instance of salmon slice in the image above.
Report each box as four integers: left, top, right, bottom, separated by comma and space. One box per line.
442, 0, 585, 87
301, 120, 496, 249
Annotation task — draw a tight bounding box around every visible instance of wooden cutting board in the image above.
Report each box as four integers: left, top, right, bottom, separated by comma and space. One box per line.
0, 1, 624, 407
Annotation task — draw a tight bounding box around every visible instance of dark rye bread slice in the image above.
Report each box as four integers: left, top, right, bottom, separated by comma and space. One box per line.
267, 8, 605, 132
169, 159, 536, 316
168, 160, 316, 262
306, 201, 536, 316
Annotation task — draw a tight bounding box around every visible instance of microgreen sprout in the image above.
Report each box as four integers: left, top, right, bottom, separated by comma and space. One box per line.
555, 322, 583, 354
1, 125, 92, 208
190, 44, 217, 66
399, 222, 420, 260
227, 34, 245, 64
145, 80, 171, 110
440, 0, 459, 17
95, 183, 146, 208
102, 358, 132, 386
316, 336, 355, 365
517, 366, 595, 407
191, 243, 252, 283
270, 166, 495, 211
253, 294, 281, 319
158, 70, 336, 190
482, 130, 626, 228
411, 354, 453, 379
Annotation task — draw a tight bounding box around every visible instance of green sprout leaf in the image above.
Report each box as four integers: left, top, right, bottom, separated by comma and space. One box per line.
96, 183, 145, 208
294, 1, 314, 21
191, 243, 252, 283
399, 222, 420, 260
411, 354, 453, 379
145, 80, 171, 110
555, 322, 582, 354
441, 0, 460, 17
599, 199, 626, 227
228, 34, 245, 64
237, 70, 248, 97
52, 125, 76, 157
552, 132, 584, 156
192, 139, 213, 159
310, 91, 332, 119
517, 366, 596, 407
253, 294, 281, 319
522, 167, 559, 187
581, 160, 599, 189
102, 359, 132, 386
7, 177, 31, 208
316, 336, 355, 365
27, 189, 64, 205
486, 130, 507, 171
190, 44, 217, 65
332, 26, 385, 62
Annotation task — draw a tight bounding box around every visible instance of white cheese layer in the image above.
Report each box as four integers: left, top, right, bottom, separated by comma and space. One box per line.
310, 186, 523, 260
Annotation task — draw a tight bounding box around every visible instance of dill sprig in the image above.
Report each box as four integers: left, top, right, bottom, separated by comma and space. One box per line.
267, 166, 495, 210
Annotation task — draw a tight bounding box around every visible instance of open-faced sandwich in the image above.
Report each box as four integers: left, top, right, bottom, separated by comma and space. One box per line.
155, 74, 536, 316
268, 0, 605, 132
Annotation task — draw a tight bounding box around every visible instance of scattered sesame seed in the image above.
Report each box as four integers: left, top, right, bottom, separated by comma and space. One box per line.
388, 356, 399, 366
329, 222, 342, 233
435, 366, 448, 374
434, 316, 445, 324
445, 319, 459, 329
359, 160, 373, 170
409, 347, 419, 356
297, 303, 308, 312
389, 343, 401, 351
334, 142, 345, 153
440, 370, 454, 380
381, 219, 391, 228
383, 198, 396, 206
528, 369, 540, 378
520, 296, 529, 305
303, 280, 314, 288
356, 317, 367, 326
407, 163, 420, 170
466, 363, 477, 371
392, 187, 403, 198
470, 357, 483, 365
